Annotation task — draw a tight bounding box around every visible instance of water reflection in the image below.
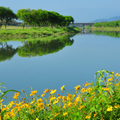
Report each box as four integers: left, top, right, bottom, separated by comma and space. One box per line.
0, 43, 17, 62
94, 31, 120, 38
17, 37, 74, 57
0, 35, 74, 61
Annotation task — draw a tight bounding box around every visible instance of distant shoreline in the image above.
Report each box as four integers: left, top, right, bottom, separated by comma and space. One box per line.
88, 27, 120, 32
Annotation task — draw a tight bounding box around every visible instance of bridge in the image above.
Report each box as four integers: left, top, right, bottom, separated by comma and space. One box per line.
69, 23, 94, 27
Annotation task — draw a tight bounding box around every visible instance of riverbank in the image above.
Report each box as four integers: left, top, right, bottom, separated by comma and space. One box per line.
0, 26, 81, 40
91, 27, 120, 32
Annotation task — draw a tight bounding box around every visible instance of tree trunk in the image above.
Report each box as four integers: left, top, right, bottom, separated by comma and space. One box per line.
5, 23, 7, 29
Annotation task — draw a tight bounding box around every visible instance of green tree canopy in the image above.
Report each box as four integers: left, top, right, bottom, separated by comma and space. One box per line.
17, 8, 74, 27
0, 6, 16, 29
94, 20, 120, 27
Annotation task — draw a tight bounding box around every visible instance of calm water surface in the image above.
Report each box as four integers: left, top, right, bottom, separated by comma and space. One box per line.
0, 32, 120, 100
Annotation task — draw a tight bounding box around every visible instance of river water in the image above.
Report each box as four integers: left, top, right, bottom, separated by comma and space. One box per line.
0, 31, 120, 100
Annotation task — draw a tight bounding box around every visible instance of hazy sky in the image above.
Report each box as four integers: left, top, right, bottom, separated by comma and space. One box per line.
1, 0, 120, 22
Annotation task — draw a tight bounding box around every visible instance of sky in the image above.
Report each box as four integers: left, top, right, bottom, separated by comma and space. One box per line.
0, 0, 120, 22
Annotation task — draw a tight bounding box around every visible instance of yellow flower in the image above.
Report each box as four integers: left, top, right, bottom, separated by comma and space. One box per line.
53, 100, 58, 104
81, 88, 86, 93
61, 85, 65, 91
75, 96, 80, 102
63, 104, 67, 109
74, 85, 81, 91
78, 105, 84, 110
62, 96, 67, 102
114, 105, 119, 108
93, 113, 97, 117
30, 90, 37, 96
85, 82, 89, 87
50, 96, 56, 101
0, 99, 3, 104
112, 71, 114, 75
115, 73, 119, 76
68, 101, 72, 107
107, 78, 113, 82
114, 82, 120, 87
85, 115, 91, 119
30, 101, 34, 104
41, 94, 45, 97
37, 98, 43, 103
50, 89, 57, 94
102, 88, 110, 91
13, 92, 19, 99
5, 112, 9, 119
36, 118, 39, 120
63, 112, 67, 116
9, 101, 15, 107
30, 109, 35, 114
54, 112, 60, 117
86, 87, 93, 93
107, 106, 112, 111
57, 96, 61, 100
43, 88, 49, 93
67, 94, 72, 100
38, 103, 44, 110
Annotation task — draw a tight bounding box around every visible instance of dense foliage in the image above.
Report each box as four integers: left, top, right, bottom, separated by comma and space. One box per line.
94, 20, 120, 27
0, 70, 120, 120
16, 9, 74, 27
0, 6, 74, 28
0, 6, 16, 29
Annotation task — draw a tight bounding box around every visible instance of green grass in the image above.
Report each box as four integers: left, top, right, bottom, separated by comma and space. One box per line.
0, 26, 81, 41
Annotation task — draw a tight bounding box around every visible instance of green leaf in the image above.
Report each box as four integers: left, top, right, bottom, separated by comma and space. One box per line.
0, 82, 4, 85
0, 89, 20, 100
91, 80, 95, 89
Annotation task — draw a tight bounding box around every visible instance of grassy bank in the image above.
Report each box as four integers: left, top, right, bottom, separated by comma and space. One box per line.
0, 32, 75, 42
0, 70, 120, 120
91, 27, 120, 32
0, 26, 81, 40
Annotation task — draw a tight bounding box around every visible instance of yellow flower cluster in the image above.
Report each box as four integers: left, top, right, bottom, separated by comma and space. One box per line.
13, 92, 19, 99
30, 90, 38, 96
0, 71, 120, 120
107, 106, 113, 111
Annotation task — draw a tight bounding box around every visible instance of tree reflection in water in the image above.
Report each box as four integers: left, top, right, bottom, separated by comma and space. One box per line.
17, 36, 74, 57
0, 43, 17, 62
94, 31, 120, 38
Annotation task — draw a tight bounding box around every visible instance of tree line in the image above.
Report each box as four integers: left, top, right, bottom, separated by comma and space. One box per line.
0, 6, 74, 29
94, 20, 120, 27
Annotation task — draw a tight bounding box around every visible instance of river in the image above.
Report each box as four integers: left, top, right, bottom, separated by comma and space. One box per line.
0, 31, 120, 101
